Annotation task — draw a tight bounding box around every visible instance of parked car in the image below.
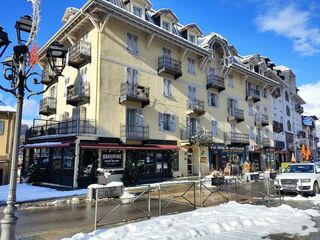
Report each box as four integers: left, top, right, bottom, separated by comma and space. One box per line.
274, 162, 320, 196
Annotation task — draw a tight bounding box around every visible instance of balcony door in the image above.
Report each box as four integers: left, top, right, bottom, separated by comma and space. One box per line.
126, 108, 143, 138
126, 68, 138, 96
187, 117, 199, 138
186, 150, 194, 175
188, 85, 196, 108
229, 98, 238, 115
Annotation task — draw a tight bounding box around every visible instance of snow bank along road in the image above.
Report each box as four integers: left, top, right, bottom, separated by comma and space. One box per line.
64, 202, 319, 240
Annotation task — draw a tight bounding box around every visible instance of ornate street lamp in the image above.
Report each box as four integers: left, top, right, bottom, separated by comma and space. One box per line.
0, 15, 67, 240
15, 15, 32, 45
0, 26, 10, 58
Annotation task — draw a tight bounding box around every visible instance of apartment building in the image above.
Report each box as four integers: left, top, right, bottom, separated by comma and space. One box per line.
23, 0, 281, 188
0, 100, 16, 185
265, 64, 306, 163
301, 115, 319, 160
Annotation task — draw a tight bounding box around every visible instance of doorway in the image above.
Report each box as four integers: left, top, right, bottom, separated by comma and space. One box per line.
187, 149, 194, 175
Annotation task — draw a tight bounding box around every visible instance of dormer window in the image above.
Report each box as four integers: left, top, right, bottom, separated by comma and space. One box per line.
249, 64, 254, 71
133, 5, 143, 18
162, 20, 171, 32
189, 33, 196, 44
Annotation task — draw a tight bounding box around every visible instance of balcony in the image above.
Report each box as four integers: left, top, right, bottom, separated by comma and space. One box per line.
228, 108, 244, 123
180, 128, 197, 141
66, 81, 90, 106
158, 55, 182, 80
42, 65, 58, 85
271, 88, 281, 98
297, 130, 306, 138
255, 114, 269, 127
274, 140, 285, 149
30, 119, 96, 138
187, 100, 205, 115
120, 124, 149, 141
68, 41, 91, 68
224, 133, 249, 146
262, 138, 270, 147
119, 83, 150, 108
273, 121, 284, 133
39, 97, 56, 116
295, 105, 304, 114
206, 74, 225, 92
246, 88, 260, 102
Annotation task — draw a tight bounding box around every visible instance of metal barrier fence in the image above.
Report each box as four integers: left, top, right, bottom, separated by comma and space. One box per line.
93, 177, 285, 230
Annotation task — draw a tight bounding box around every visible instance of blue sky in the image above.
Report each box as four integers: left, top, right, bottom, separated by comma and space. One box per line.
1, 0, 320, 124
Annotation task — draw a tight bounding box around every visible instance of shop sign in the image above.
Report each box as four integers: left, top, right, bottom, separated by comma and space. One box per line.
101, 150, 123, 169
210, 145, 244, 154
302, 116, 314, 127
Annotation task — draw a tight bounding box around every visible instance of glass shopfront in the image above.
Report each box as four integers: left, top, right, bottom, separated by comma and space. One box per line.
126, 150, 178, 180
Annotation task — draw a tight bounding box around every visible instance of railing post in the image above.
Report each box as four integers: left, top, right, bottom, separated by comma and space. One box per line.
94, 189, 98, 231
278, 179, 282, 205
193, 181, 196, 209
266, 177, 271, 205
158, 184, 161, 216
148, 186, 151, 219
200, 180, 203, 208
235, 178, 239, 203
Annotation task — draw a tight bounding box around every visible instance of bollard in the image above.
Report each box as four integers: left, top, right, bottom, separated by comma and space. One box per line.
266, 177, 270, 205
94, 189, 98, 231
278, 179, 282, 206
193, 182, 196, 209
199, 180, 203, 208
158, 184, 161, 216
148, 186, 151, 219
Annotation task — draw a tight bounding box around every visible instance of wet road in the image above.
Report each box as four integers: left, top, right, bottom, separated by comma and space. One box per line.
1, 180, 320, 239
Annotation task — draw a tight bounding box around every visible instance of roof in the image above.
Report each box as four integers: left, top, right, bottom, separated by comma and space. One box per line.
179, 23, 202, 36
152, 8, 179, 23
198, 32, 228, 47
0, 100, 15, 112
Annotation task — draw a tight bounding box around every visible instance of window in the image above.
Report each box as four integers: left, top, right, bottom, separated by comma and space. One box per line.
163, 47, 171, 57
127, 67, 138, 84
133, 5, 143, 18
285, 91, 289, 102
64, 77, 70, 97
163, 79, 172, 97
249, 127, 255, 140
286, 105, 290, 116
249, 64, 254, 71
211, 120, 218, 136
287, 120, 292, 131
189, 33, 196, 44
159, 113, 176, 132
208, 92, 218, 107
0, 121, 4, 135
265, 128, 270, 138
162, 20, 171, 31
263, 88, 268, 98
188, 58, 196, 74
127, 32, 139, 54
248, 103, 253, 116
228, 74, 234, 88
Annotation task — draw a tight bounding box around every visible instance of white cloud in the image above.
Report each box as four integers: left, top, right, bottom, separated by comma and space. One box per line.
299, 81, 320, 118
255, 4, 320, 56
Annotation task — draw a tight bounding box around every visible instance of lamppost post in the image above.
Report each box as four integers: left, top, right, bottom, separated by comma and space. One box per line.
0, 20, 67, 239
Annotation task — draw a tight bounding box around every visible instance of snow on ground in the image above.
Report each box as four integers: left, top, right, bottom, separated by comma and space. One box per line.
283, 194, 320, 205
64, 202, 319, 240
0, 184, 86, 204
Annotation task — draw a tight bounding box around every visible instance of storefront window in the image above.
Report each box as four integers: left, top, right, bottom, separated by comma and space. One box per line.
63, 147, 75, 176
52, 148, 62, 176
172, 152, 179, 172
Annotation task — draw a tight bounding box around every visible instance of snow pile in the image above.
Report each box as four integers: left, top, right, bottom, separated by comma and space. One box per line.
64, 202, 318, 240
87, 181, 124, 189
0, 184, 86, 203
284, 194, 320, 205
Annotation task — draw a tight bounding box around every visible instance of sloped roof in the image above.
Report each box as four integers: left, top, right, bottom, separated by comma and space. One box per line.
152, 8, 179, 23
199, 32, 228, 47
0, 100, 16, 112
179, 23, 202, 36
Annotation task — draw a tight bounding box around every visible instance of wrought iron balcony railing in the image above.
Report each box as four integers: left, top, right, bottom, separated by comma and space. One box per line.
120, 124, 149, 140
187, 100, 205, 115
158, 55, 182, 79
246, 88, 260, 102
30, 119, 96, 138
42, 65, 58, 85
206, 74, 225, 92
224, 133, 249, 145
39, 97, 56, 116
66, 81, 90, 106
68, 40, 91, 68
119, 83, 150, 107
228, 107, 244, 123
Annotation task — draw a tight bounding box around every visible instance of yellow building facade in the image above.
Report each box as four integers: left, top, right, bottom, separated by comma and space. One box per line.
0, 101, 16, 185
23, 0, 279, 188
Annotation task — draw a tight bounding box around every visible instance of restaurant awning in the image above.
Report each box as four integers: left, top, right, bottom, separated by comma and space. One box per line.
80, 143, 180, 151
23, 142, 71, 149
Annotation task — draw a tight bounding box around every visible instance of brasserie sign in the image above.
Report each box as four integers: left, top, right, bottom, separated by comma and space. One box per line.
101, 150, 123, 169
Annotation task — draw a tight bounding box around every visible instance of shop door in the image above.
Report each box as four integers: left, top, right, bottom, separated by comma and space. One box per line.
187, 152, 194, 175
51, 148, 63, 185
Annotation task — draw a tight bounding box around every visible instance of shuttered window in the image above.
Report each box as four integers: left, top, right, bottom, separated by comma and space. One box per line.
127, 32, 139, 54
159, 113, 176, 132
